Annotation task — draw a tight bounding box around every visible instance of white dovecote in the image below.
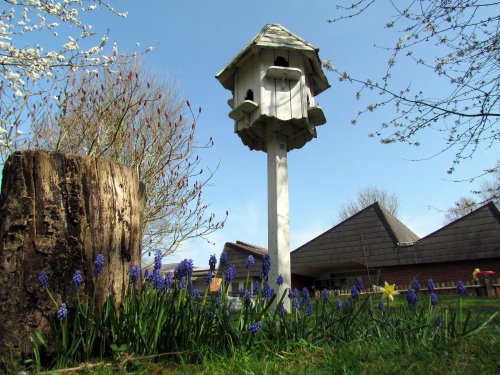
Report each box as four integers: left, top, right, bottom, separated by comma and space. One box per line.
216, 24, 330, 310
216, 24, 330, 152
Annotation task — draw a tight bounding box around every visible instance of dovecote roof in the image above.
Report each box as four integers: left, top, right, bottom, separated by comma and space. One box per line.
216, 23, 330, 95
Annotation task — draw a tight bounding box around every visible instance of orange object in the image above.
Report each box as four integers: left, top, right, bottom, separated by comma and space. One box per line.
209, 277, 222, 292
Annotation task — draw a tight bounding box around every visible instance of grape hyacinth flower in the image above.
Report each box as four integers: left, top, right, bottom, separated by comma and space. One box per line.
130, 265, 140, 285
253, 280, 259, 296
278, 302, 287, 317
351, 285, 359, 300
248, 321, 262, 335
205, 271, 212, 286
431, 292, 439, 306
144, 269, 150, 280
38, 271, 49, 288
174, 259, 193, 280
378, 300, 385, 313
225, 264, 236, 283
244, 291, 252, 309
336, 299, 343, 310
94, 253, 104, 276
191, 288, 200, 300
263, 281, 272, 299
292, 297, 300, 310
56, 303, 68, 321
219, 252, 227, 268
239, 287, 245, 298
154, 250, 162, 271
457, 280, 466, 296
164, 271, 172, 290
178, 276, 186, 290
406, 288, 418, 308
356, 276, 363, 292
261, 254, 271, 280
277, 274, 284, 286
427, 279, 435, 293
247, 255, 254, 269
151, 269, 164, 290
345, 300, 351, 310
288, 289, 296, 300
411, 279, 421, 294
209, 254, 217, 272
72, 270, 83, 291
321, 288, 329, 301
301, 287, 311, 308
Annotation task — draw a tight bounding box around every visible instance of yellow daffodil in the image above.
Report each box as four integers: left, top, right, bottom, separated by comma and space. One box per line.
375, 281, 400, 302
472, 268, 480, 281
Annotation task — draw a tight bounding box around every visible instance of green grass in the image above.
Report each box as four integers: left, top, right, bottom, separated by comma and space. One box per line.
48, 296, 500, 375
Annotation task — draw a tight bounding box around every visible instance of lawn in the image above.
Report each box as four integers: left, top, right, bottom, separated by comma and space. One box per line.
37, 295, 500, 375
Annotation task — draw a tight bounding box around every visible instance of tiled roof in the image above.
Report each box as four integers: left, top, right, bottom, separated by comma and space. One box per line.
225, 241, 268, 256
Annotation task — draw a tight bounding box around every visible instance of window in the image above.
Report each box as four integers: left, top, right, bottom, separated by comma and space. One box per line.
274, 56, 289, 67
245, 89, 254, 101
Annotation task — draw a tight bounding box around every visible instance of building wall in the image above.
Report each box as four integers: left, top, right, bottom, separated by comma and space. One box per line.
379, 257, 500, 287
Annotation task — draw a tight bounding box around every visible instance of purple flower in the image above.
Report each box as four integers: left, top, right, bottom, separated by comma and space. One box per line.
292, 297, 300, 310
457, 281, 466, 297
205, 272, 212, 286
427, 279, 435, 293
72, 270, 83, 291
244, 291, 252, 309
336, 299, 343, 309
248, 321, 262, 335
219, 252, 227, 268
378, 300, 385, 313
321, 288, 329, 301
431, 292, 439, 306
306, 303, 313, 316
277, 274, 284, 286
174, 259, 193, 280
144, 269, 150, 280
252, 280, 259, 295
130, 265, 140, 285
56, 303, 68, 321
288, 289, 296, 299
164, 271, 172, 290
38, 271, 48, 288
209, 254, 217, 272
351, 285, 359, 300
239, 287, 245, 298
301, 287, 311, 307
411, 279, 421, 294
154, 250, 162, 271
261, 254, 271, 280
278, 302, 287, 316
151, 269, 164, 290
356, 276, 363, 292
225, 264, 236, 283
406, 288, 418, 308
263, 281, 272, 299
345, 300, 351, 310
94, 253, 104, 276
178, 276, 186, 290
191, 288, 200, 299
247, 255, 255, 269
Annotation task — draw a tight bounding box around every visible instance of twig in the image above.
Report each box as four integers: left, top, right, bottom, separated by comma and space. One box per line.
36, 350, 188, 374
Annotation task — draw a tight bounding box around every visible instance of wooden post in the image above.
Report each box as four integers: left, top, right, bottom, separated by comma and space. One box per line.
0, 151, 145, 359
267, 132, 291, 311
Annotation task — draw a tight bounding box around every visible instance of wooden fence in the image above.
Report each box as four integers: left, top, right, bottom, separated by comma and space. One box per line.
315, 278, 500, 299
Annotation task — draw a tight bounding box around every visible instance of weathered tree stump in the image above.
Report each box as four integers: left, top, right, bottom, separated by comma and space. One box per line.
0, 150, 145, 360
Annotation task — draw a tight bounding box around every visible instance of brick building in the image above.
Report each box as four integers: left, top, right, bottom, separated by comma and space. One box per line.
291, 201, 500, 290
220, 202, 500, 292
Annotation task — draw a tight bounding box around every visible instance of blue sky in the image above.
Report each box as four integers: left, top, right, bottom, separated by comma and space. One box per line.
27, 1, 500, 267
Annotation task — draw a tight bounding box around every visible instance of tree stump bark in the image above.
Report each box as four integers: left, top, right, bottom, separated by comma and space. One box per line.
0, 150, 145, 360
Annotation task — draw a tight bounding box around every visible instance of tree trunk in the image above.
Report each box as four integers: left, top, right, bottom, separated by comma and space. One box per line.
0, 150, 145, 360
